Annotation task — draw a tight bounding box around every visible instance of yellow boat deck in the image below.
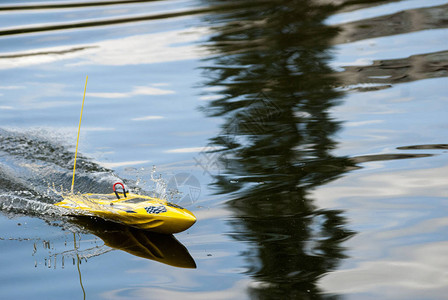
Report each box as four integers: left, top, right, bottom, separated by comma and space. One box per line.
55, 192, 196, 234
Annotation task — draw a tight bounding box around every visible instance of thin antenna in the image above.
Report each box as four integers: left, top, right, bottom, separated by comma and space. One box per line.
71, 76, 88, 193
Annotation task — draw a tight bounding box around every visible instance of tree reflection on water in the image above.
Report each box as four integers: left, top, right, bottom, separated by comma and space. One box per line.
200, 0, 358, 298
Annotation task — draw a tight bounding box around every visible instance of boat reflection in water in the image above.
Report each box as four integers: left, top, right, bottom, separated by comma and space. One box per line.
69, 216, 196, 269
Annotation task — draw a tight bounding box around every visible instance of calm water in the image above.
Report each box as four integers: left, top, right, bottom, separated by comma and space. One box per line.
1, 0, 448, 299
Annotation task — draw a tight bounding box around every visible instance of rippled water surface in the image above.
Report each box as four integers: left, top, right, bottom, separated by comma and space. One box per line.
1, 0, 447, 299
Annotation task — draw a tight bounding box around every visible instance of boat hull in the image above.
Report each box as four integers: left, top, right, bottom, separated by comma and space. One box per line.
54, 193, 196, 234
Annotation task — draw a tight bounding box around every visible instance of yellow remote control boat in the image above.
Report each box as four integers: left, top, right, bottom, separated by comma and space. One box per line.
54, 77, 196, 234
55, 183, 196, 234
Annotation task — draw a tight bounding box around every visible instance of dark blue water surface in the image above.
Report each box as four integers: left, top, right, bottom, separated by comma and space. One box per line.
1, 0, 448, 299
